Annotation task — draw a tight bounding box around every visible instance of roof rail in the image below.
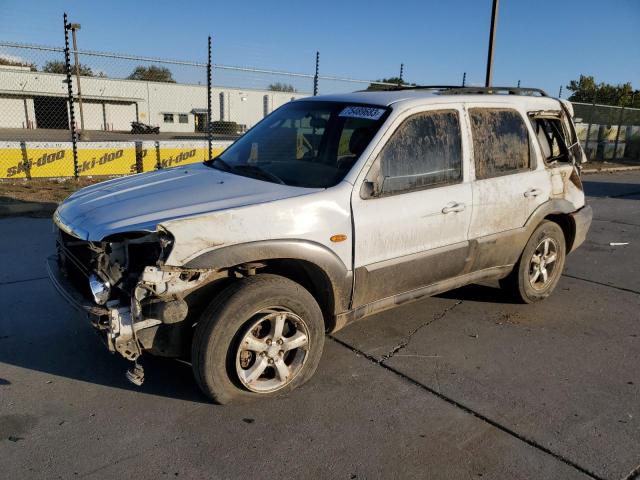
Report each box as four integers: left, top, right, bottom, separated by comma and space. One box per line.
439, 86, 549, 97
386, 85, 549, 97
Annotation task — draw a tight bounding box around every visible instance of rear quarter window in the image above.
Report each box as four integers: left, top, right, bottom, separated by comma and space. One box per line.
469, 108, 530, 179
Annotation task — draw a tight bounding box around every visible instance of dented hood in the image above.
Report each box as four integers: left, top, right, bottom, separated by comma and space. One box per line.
54, 163, 316, 241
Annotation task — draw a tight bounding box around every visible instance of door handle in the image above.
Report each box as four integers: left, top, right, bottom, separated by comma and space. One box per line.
442, 202, 466, 214
524, 188, 542, 198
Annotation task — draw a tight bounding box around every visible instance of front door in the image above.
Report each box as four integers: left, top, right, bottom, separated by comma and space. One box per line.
351, 106, 473, 307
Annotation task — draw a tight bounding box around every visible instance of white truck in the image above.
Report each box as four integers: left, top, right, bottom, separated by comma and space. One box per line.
48, 86, 592, 403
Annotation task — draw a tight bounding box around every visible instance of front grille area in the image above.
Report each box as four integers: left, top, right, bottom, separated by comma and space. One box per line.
56, 228, 97, 301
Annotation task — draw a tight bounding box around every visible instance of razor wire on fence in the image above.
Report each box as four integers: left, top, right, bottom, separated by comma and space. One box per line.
1, 33, 639, 179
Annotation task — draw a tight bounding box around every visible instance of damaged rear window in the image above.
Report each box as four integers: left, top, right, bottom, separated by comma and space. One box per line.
469, 108, 530, 179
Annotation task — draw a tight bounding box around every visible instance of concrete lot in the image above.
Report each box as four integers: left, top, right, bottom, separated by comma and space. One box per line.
0, 172, 639, 479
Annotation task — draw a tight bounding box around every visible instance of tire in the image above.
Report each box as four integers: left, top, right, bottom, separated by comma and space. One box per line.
191, 274, 325, 404
500, 220, 566, 304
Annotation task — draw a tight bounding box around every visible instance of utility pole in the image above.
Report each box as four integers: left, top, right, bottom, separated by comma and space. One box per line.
313, 51, 319, 96
69, 23, 85, 135
485, 0, 499, 87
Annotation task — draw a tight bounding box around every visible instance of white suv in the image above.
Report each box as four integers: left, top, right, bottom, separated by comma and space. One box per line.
48, 86, 592, 403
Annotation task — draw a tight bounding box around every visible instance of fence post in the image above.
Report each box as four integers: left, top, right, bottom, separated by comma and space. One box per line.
612, 96, 627, 161
585, 91, 598, 160
313, 51, 319, 96
207, 35, 213, 162
461, 72, 466, 87
63, 13, 79, 178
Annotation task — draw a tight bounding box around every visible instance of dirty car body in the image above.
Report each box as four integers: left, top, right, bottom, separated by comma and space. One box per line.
48, 87, 592, 402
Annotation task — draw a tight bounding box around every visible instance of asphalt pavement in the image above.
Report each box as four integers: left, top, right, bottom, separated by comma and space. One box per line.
0, 172, 639, 479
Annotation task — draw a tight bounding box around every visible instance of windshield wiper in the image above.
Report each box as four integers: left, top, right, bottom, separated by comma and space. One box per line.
233, 165, 285, 185
205, 157, 235, 173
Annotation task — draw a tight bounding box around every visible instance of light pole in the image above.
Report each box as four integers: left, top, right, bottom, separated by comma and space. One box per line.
69, 23, 85, 134
485, 0, 499, 88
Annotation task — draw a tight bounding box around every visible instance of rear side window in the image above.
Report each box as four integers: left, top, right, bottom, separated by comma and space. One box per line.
469, 108, 530, 179
377, 110, 462, 195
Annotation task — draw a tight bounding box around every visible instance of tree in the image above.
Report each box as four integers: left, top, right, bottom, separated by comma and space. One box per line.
43, 60, 95, 76
268, 82, 296, 92
127, 65, 175, 83
567, 75, 639, 108
366, 77, 414, 91
0, 56, 37, 71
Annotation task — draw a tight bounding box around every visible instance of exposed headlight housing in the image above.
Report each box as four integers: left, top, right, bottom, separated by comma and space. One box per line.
89, 273, 111, 305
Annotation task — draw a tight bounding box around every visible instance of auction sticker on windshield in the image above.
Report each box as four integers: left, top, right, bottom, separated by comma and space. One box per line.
339, 106, 386, 120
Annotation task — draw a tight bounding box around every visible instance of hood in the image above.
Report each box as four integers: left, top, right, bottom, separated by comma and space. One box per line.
55, 163, 317, 241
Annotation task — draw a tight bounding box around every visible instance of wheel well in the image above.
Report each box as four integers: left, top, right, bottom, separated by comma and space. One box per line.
259, 259, 336, 332
544, 214, 576, 252
182, 259, 338, 335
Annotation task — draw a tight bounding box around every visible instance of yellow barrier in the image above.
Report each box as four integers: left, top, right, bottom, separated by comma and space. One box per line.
139, 141, 225, 172
0, 140, 231, 179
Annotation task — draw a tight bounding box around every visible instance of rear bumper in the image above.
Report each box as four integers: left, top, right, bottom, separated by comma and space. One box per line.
569, 205, 593, 253
46, 255, 108, 318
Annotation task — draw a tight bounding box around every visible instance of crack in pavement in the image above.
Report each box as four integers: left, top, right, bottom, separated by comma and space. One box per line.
563, 273, 640, 296
379, 300, 463, 363
591, 218, 640, 228
0, 276, 48, 287
328, 335, 604, 480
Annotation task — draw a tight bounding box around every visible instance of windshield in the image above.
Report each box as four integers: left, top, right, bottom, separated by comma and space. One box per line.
205, 101, 390, 188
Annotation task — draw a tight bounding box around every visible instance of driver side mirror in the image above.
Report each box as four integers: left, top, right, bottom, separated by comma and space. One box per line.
360, 180, 380, 199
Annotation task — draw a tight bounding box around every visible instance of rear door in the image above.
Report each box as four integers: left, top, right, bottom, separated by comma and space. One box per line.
351, 105, 473, 307
467, 106, 546, 238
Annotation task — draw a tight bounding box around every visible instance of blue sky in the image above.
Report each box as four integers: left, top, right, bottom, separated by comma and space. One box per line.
1, 0, 638, 95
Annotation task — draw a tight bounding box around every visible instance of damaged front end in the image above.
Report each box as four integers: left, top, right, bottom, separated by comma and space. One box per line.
49, 219, 218, 384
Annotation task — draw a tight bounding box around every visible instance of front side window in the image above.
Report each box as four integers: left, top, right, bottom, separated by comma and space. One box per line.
206, 101, 390, 188
373, 110, 462, 196
469, 108, 530, 179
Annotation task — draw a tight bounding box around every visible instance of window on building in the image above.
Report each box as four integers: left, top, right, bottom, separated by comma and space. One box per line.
178, 114, 188, 124
163, 113, 174, 123
376, 110, 462, 196
469, 108, 530, 179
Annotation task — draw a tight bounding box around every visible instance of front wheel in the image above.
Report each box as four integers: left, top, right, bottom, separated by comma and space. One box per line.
500, 220, 566, 303
191, 274, 325, 404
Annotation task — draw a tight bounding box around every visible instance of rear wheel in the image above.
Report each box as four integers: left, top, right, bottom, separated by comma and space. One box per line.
500, 220, 566, 303
191, 274, 325, 404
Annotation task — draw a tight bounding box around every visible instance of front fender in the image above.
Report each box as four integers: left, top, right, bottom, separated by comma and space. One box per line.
184, 239, 352, 314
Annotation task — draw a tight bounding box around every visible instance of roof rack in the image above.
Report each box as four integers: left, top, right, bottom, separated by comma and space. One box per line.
384, 85, 549, 97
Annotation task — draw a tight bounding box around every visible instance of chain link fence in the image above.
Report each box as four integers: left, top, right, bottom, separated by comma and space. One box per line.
0, 38, 402, 179
1, 29, 638, 179
572, 102, 640, 163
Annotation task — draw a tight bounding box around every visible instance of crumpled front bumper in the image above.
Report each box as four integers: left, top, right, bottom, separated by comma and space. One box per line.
46, 255, 146, 361
46, 255, 109, 319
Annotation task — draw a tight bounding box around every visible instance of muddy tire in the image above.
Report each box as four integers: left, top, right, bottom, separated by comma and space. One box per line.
500, 220, 566, 304
191, 274, 325, 404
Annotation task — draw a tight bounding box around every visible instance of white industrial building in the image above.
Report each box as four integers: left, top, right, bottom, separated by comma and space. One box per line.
0, 65, 307, 133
